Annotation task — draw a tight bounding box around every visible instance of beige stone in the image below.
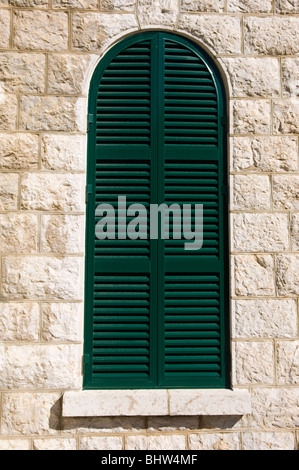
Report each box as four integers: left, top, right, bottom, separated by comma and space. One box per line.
232, 213, 289, 253
221, 58, 280, 97
0, 133, 39, 170
41, 215, 85, 254
276, 340, 299, 385
147, 416, 198, 431
273, 99, 299, 134
0, 10, 10, 49
80, 436, 123, 450
282, 59, 299, 97
0, 302, 40, 342
228, 0, 272, 11
137, 0, 179, 27
0, 344, 82, 389
125, 435, 186, 450
20, 173, 85, 212
100, 0, 141, 10
178, 14, 241, 54
53, 0, 98, 7
0, 439, 30, 450
0, 173, 18, 210
0, 94, 18, 130
189, 432, 240, 450
231, 136, 298, 172
72, 12, 138, 51
272, 175, 299, 210
233, 299, 297, 338
234, 255, 275, 297
20, 96, 86, 132
276, 254, 299, 296
62, 416, 146, 434
10, 0, 48, 5
250, 388, 299, 429
48, 54, 97, 95
233, 341, 274, 385
244, 16, 299, 55
0, 53, 46, 93
32, 438, 77, 450
231, 100, 271, 134
13, 11, 68, 51
231, 175, 271, 210
2, 255, 84, 300
291, 213, 299, 251
276, 0, 299, 13
41, 134, 86, 171
243, 432, 295, 450
181, 0, 225, 11
1, 392, 61, 435
41, 302, 83, 342
0, 213, 38, 253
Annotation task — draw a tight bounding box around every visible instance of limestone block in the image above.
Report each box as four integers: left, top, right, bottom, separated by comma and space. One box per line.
62, 415, 146, 433
0, 213, 38, 253
137, 0, 179, 27
41, 302, 83, 342
273, 99, 299, 134
0, 439, 30, 450
181, 0, 225, 12
276, 0, 299, 13
227, 0, 272, 12
125, 435, 186, 450
234, 255, 275, 297
2, 255, 84, 300
53, 0, 98, 7
231, 175, 271, 210
232, 213, 289, 252
1, 392, 61, 435
0, 10, 10, 49
0, 133, 39, 170
20, 96, 86, 132
250, 388, 299, 429
13, 11, 68, 51
0, 344, 82, 389
41, 215, 85, 254
231, 136, 298, 172
282, 59, 299, 97
178, 14, 241, 54
276, 340, 299, 385
100, 0, 136, 11
20, 173, 85, 212
72, 13, 138, 51
233, 299, 297, 338
80, 436, 123, 450
272, 175, 299, 210
0, 174, 18, 210
0, 302, 40, 341
233, 341, 274, 385
231, 100, 271, 134
243, 432, 295, 450
291, 213, 299, 251
10, 0, 48, 5
0, 53, 46, 93
189, 432, 240, 450
244, 17, 299, 55
0, 94, 18, 130
32, 438, 77, 450
276, 254, 299, 296
41, 134, 86, 171
221, 58, 280, 97
147, 416, 198, 431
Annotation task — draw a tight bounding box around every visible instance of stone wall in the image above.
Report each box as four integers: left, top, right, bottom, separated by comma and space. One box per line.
0, 0, 298, 451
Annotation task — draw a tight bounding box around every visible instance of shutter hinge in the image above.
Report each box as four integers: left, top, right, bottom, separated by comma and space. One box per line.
85, 184, 93, 204
87, 113, 94, 131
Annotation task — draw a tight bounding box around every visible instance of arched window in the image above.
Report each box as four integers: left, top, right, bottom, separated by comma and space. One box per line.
83, 31, 229, 389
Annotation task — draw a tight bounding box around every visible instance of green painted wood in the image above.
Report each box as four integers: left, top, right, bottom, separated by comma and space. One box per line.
83, 31, 230, 390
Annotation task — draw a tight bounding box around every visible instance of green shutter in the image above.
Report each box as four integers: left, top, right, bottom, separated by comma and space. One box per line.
84, 32, 229, 389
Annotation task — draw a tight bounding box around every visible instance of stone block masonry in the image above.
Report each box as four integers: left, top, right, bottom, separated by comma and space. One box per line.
0, 0, 298, 451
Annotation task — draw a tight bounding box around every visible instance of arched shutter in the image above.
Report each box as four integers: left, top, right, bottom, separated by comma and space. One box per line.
84, 32, 229, 389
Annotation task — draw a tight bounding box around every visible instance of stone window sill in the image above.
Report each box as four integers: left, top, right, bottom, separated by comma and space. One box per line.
62, 389, 251, 417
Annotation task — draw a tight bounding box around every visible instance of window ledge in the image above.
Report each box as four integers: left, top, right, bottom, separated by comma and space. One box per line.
62, 389, 251, 417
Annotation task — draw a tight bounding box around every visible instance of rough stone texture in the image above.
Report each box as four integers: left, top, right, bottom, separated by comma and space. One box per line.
276, 254, 299, 296
276, 340, 299, 385
276, 0, 299, 13
0, 302, 40, 342
32, 438, 77, 450
0, 213, 38, 253
244, 17, 299, 55
0, 133, 39, 170
0, 10, 10, 49
100, 0, 136, 10
53, 0, 98, 7
125, 434, 186, 450
273, 99, 299, 134
137, 0, 179, 27
41, 134, 86, 171
250, 388, 299, 429
178, 14, 241, 54
242, 432, 295, 450
232, 213, 289, 252
189, 432, 240, 450
231, 175, 271, 210
228, 0, 272, 12
231, 136, 298, 172
221, 58, 280, 97
233, 341, 274, 385
0, 439, 30, 450
20, 96, 86, 132
0, 173, 18, 211
0, 94, 18, 130
80, 436, 123, 450
233, 299, 297, 338
291, 213, 299, 251
13, 11, 68, 51
0, 53, 45, 93
282, 59, 299, 97
9, 0, 48, 5
272, 175, 299, 210
20, 173, 85, 212
181, 0, 225, 11
234, 255, 275, 297
41, 302, 83, 342
1, 256, 84, 300
231, 100, 271, 134
41, 215, 85, 254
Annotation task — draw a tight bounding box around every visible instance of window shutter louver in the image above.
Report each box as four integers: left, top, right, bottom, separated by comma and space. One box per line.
84, 32, 229, 389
